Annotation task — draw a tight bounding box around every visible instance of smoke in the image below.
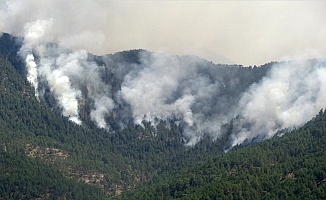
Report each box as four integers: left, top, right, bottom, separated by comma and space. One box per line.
225, 59, 326, 151
36, 47, 117, 126
18, 19, 52, 100
3, 22, 326, 149
90, 96, 115, 129
25, 54, 38, 99
7, 15, 114, 126
38, 52, 81, 125
11, 17, 80, 124
1, 0, 326, 149
17, 30, 326, 149
1, 1, 326, 66
0, 0, 119, 127
119, 52, 230, 145
0, 1, 115, 127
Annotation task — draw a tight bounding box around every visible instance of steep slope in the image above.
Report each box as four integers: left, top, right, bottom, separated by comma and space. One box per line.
3, 32, 326, 151
1, 32, 326, 199
0, 56, 107, 199
0, 49, 231, 197
117, 110, 326, 199
0, 151, 106, 199
0, 32, 274, 147
0, 54, 158, 195
5, 31, 326, 152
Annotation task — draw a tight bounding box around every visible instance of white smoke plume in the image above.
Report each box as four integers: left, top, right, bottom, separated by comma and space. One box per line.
120, 53, 190, 125
1, 0, 326, 149
0, 1, 111, 126
36, 49, 116, 127
14, 18, 83, 124
25, 54, 38, 99
90, 96, 115, 129
5, 14, 115, 126
120, 52, 229, 145
18, 19, 52, 100
38, 54, 82, 125
226, 59, 326, 151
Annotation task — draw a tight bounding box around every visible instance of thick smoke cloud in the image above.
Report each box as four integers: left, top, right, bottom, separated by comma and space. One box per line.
13, 17, 81, 124
18, 19, 52, 100
120, 53, 231, 145
1, 1, 326, 150
11, 16, 114, 126
1, 1, 326, 66
4, 23, 326, 149
38, 50, 83, 125
36, 47, 115, 126
10, 17, 326, 147
226, 59, 326, 151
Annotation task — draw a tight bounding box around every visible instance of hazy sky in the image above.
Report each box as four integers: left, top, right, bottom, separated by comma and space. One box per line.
1, 1, 326, 66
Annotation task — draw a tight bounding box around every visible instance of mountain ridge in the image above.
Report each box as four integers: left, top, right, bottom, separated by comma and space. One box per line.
0, 32, 326, 199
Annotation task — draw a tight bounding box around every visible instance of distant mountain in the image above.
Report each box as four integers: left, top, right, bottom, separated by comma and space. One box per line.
178, 46, 234, 64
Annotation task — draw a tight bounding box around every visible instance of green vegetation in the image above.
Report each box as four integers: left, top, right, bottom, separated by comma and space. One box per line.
117, 110, 326, 199
0, 33, 325, 199
0, 56, 107, 199
0, 49, 226, 198
0, 151, 106, 199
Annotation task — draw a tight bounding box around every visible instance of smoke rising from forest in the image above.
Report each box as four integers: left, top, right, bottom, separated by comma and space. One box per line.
6, 23, 326, 148
1, 1, 326, 150
25, 54, 38, 99
18, 25, 326, 149
9, 17, 235, 145
13, 17, 115, 126
119, 53, 230, 145
225, 59, 326, 151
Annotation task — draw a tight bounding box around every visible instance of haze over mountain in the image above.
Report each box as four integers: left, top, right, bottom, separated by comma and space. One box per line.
1, 45, 325, 198
1, 1, 326, 66
1, 1, 326, 198
1, 31, 326, 152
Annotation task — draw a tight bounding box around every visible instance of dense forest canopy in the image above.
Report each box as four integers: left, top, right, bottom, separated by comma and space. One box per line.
117, 109, 326, 199
3, 32, 326, 150
0, 32, 325, 199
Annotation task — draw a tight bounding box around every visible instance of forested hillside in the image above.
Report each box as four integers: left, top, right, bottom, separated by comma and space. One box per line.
0, 32, 276, 147
0, 56, 107, 199
0, 151, 106, 199
0, 48, 230, 198
117, 110, 326, 199
0, 32, 326, 199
